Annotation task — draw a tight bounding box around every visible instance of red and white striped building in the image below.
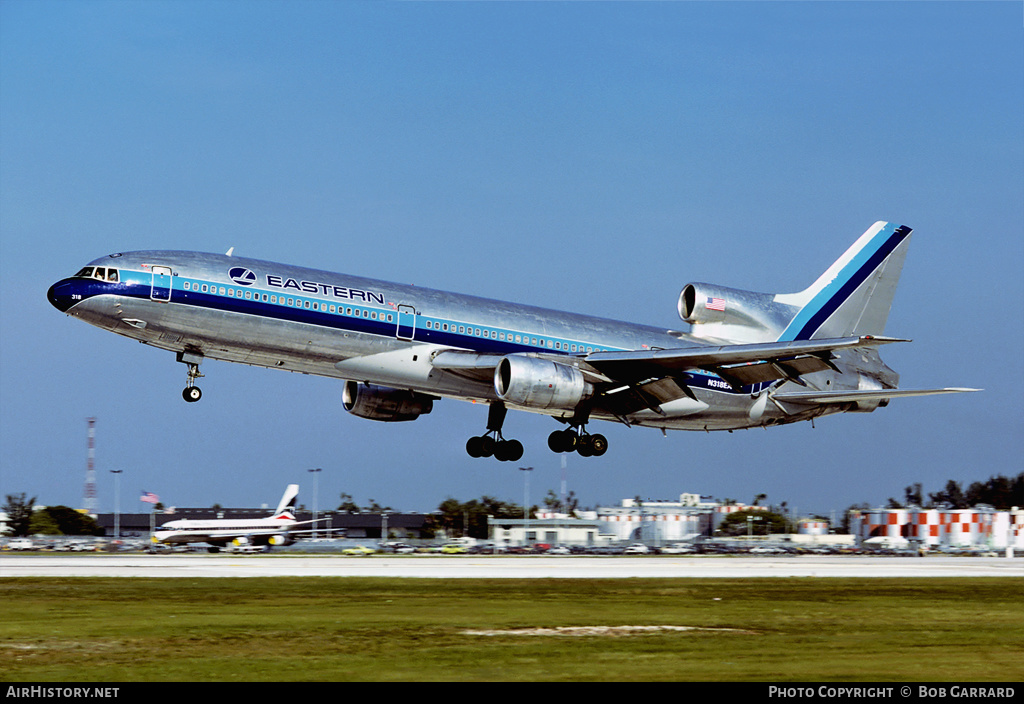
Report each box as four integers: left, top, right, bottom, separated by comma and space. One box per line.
852, 507, 1023, 549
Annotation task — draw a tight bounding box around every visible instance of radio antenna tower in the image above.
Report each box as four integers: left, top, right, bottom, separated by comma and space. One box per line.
84, 417, 98, 513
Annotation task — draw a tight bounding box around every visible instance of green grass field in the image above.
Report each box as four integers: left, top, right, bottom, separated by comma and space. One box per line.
2, 577, 1021, 681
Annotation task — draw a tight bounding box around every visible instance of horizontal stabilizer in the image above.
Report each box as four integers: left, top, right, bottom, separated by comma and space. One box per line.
773, 388, 980, 405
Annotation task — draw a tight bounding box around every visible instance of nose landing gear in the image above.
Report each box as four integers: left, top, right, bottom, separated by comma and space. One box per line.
177, 350, 204, 403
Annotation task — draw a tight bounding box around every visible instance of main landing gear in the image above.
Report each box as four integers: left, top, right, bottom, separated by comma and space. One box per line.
547, 427, 608, 457
466, 402, 524, 462
466, 403, 610, 460
548, 405, 608, 457
177, 350, 204, 403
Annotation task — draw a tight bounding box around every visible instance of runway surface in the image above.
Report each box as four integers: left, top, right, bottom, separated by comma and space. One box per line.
2, 554, 1021, 578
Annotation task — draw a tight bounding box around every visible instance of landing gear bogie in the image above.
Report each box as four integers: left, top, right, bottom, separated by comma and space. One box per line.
467, 434, 523, 462
548, 428, 607, 457
466, 402, 525, 462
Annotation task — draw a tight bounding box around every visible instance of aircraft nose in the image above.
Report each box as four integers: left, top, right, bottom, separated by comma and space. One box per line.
47, 280, 78, 313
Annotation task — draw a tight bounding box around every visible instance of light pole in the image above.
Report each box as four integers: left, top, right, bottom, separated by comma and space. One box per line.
109, 470, 122, 542
747, 515, 763, 540
308, 468, 321, 539
519, 466, 533, 547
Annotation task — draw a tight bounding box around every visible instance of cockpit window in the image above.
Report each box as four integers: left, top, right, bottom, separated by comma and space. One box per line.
73, 267, 118, 282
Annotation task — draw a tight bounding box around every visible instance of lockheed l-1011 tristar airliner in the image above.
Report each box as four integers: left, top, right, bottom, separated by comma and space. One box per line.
48, 221, 976, 461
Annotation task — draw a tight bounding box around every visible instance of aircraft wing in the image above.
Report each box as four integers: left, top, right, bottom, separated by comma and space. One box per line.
431, 336, 911, 415
772, 388, 981, 405
583, 336, 905, 388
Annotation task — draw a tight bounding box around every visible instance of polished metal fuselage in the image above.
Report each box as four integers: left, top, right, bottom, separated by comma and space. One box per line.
49, 250, 863, 431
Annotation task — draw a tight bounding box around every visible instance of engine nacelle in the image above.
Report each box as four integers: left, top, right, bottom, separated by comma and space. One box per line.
678, 283, 791, 343
268, 534, 293, 546
495, 355, 592, 410
342, 381, 434, 422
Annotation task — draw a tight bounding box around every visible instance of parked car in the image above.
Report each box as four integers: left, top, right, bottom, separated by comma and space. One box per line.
624, 544, 650, 554
342, 545, 376, 555
660, 543, 695, 554
7, 538, 35, 551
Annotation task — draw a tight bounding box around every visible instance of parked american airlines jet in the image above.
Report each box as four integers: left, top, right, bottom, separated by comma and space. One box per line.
152, 484, 320, 552
48, 222, 975, 461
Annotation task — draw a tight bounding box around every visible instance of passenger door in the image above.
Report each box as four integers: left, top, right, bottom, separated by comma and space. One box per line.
396, 304, 416, 340
150, 266, 173, 302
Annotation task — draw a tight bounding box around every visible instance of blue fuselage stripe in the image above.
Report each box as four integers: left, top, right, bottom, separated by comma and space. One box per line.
59, 271, 761, 395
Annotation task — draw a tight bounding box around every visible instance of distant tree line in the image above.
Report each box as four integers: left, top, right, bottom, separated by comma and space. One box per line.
2, 494, 103, 537
837, 473, 1023, 533
336, 493, 391, 513
886, 473, 1023, 510
429, 496, 527, 539
715, 508, 788, 536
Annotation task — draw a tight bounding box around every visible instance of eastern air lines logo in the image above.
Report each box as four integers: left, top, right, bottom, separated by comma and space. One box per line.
228, 267, 257, 286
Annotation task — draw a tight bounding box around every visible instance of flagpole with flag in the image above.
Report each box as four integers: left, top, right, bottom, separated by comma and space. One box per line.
141, 492, 159, 542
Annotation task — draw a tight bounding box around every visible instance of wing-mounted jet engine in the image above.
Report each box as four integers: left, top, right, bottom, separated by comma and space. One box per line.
494, 355, 594, 410
342, 381, 434, 422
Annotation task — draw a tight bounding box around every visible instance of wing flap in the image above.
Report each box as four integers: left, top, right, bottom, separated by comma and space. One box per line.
712, 355, 834, 387
586, 335, 902, 387
602, 377, 696, 416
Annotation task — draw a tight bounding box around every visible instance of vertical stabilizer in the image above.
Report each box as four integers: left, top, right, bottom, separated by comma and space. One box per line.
273, 484, 300, 518
775, 222, 912, 341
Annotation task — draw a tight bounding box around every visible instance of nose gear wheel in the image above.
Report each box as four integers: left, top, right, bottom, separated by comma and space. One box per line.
177, 350, 205, 403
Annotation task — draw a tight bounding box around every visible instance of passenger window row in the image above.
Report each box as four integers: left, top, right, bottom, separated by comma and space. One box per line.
162, 276, 602, 354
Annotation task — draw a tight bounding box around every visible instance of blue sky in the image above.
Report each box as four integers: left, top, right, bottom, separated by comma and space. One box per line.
1, 1, 1021, 519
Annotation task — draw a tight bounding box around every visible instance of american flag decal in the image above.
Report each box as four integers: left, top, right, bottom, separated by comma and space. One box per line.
705, 297, 726, 311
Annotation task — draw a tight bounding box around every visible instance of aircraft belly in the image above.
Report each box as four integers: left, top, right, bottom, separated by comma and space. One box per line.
77, 295, 490, 397
618, 387, 813, 432
95, 295, 347, 366
626, 396, 710, 421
